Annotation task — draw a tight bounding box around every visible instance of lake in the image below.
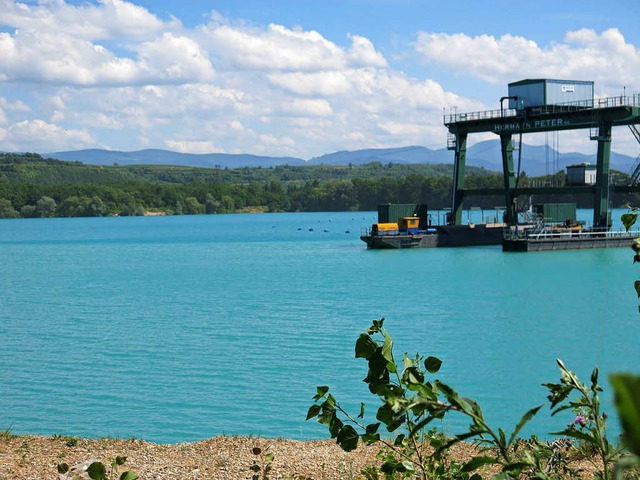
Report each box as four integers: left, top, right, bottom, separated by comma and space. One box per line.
0, 210, 638, 443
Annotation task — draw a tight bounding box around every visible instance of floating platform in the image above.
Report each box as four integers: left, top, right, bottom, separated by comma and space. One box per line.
502, 229, 639, 252
360, 224, 505, 249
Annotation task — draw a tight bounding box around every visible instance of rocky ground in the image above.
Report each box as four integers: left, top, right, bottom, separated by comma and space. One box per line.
0, 434, 600, 480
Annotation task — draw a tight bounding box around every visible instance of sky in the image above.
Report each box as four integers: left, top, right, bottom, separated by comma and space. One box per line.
0, 0, 639, 159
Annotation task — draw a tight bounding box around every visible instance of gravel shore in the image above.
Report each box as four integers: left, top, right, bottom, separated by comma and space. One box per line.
0, 434, 598, 479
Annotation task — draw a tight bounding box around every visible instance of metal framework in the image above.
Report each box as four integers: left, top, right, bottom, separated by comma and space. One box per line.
444, 95, 640, 228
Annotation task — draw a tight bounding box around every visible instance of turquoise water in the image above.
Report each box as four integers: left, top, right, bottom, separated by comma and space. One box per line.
0, 210, 638, 444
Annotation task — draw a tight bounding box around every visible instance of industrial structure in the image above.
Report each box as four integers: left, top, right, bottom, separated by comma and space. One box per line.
361, 80, 640, 250
444, 79, 640, 230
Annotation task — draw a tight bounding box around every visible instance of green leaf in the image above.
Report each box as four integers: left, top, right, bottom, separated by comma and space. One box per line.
424, 356, 442, 374
264, 453, 275, 462
610, 373, 640, 456
621, 213, 639, 231
306, 404, 321, 421
635, 281, 640, 299
498, 428, 507, 446
336, 425, 359, 452
491, 473, 511, 480
312, 386, 329, 401
461, 456, 497, 472
401, 460, 415, 472
365, 422, 380, 434
402, 366, 424, 385
394, 434, 405, 446
591, 367, 599, 389
380, 331, 394, 363
87, 462, 108, 480
57, 463, 69, 474
250, 464, 261, 472
119, 472, 139, 480
328, 415, 344, 437
358, 402, 365, 419
508, 405, 542, 446
115, 456, 127, 466
376, 403, 395, 426
355, 334, 378, 359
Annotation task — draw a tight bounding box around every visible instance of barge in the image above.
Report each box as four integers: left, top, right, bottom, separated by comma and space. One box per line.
360, 203, 508, 249
503, 227, 639, 252
360, 223, 506, 249
361, 203, 640, 251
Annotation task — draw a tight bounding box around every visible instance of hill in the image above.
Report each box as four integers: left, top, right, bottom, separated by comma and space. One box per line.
47, 148, 306, 169
0, 152, 493, 185
47, 143, 637, 176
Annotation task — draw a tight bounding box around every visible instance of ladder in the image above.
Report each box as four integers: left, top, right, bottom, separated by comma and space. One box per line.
446, 132, 457, 150
627, 125, 640, 186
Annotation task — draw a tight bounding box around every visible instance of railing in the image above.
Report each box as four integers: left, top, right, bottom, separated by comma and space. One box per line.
444, 94, 640, 125
505, 226, 640, 241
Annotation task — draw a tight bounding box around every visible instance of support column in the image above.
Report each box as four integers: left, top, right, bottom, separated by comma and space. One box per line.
593, 123, 612, 229
500, 134, 517, 225
450, 132, 467, 225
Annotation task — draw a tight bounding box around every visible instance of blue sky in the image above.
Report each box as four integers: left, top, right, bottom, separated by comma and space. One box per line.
1, 0, 639, 158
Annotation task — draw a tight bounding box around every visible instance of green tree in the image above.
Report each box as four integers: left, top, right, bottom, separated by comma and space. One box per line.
183, 196, 203, 215
86, 196, 105, 217
220, 195, 235, 213
20, 205, 37, 218
36, 196, 57, 217
204, 194, 221, 214
0, 198, 19, 218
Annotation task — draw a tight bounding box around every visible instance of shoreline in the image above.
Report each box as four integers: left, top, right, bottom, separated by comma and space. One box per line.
0, 434, 381, 480
0, 434, 599, 479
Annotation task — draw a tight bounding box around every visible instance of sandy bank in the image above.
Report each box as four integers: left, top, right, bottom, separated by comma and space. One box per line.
0, 434, 598, 479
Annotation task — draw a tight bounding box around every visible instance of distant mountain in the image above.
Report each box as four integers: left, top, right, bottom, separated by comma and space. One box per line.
47, 149, 306, 168
307, 145, 449, 165
47, 143, 637, 177
464, 140, 637, 177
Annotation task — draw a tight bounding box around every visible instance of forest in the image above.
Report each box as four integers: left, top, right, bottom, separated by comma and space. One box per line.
0, 152, 635, 218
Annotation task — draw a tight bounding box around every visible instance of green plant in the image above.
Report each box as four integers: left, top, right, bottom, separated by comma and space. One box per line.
65, 436, 79, 447
542, 360, 621, 479
307, 318, 639, 479
249, 446, 274, 480
57, 456, 138, 480
609, 374, 640, 479
0, 425, 16, 439
307, 318, 552, 479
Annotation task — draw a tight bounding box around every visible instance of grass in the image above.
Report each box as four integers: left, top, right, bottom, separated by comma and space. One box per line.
0, 426, 17, 440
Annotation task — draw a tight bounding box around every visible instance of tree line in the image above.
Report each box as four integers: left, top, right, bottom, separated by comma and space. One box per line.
0, 153, 637, 219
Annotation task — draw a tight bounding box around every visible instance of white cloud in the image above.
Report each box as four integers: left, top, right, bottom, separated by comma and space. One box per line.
2, 119, 95, 151
347, 34, 387, 68
0, 96, 29, 125
268, 71, 351, 96
0, 0, 178, 40
414, 28, 640, 92
0, 29, 214, 86
135, 33, 214, 82
200, 21, 387, 71
164, 140, 218, 153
